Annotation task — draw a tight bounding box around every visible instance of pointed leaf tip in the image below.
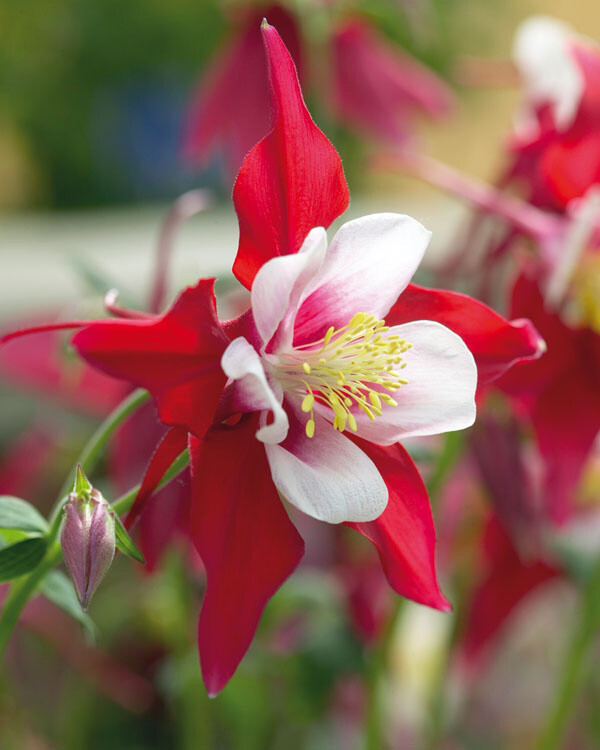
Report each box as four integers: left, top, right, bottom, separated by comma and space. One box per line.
74, 465, 92, 498
261, 18, 269, 29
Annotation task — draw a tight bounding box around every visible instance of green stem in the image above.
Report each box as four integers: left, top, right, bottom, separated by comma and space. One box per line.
427, 431, 464, 508
364, 597, 404, 750
537, 559, 600, 749
53, 388, 150, 510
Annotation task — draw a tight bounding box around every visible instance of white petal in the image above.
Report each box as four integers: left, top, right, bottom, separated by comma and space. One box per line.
250, 227, 327, 349
347, 321, 477, 444
292, 214, 431, 345
513, 16, 583, 134
221, 337, 289, 444
265, 410, 388, 524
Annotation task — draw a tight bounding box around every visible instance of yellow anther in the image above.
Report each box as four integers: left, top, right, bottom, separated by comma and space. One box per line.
334, 415, 347, 432
349, 312, 365, 329
332, 401, 347, 421
301, 393, 314, 412
369, 392, 382, 411
276, 311, 411, 439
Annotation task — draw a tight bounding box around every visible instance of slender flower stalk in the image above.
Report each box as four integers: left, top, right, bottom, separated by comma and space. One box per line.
53, 389, 150, 508
384, 149, 562, 241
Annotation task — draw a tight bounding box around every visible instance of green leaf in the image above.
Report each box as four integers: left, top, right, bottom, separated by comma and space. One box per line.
0, 537, 47, 582
40, 570, 96, 640
114, 513, 145, 564
0, 496, 49, 533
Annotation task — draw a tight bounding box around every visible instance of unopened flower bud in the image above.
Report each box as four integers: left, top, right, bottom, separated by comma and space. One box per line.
61, 467, 116, 611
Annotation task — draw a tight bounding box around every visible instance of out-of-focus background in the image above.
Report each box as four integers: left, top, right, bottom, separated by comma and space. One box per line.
2, 0, 599, 315
1, 1, 600, 748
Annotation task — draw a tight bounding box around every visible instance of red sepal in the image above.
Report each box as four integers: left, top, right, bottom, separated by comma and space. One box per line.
0, 315, 126, 417
190, 417, 304, 696
497, 274, 600, 523
531, 370, 600, 524
387, 284, 544, 385
72, 280, 228, 439
138, 470, 191, 573
232, 22, 349, 289
183, 5, 302, 176
346, 439, 450, 612
125, 427, 189, 529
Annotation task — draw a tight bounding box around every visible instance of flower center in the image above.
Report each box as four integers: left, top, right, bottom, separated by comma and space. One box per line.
275, 312, 410, 438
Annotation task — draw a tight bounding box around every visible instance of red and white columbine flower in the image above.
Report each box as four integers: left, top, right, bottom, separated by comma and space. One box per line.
1, 22, 544, 696
223, 215, 476, 524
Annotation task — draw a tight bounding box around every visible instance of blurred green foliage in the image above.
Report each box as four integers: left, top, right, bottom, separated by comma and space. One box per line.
0, 0, 223, 208
0, 0, 479, 210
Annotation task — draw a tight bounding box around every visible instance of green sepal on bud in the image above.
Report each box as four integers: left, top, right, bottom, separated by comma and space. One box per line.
73, 464, 94, 498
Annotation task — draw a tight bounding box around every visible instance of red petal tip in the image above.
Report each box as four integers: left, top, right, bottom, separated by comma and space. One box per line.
511, 317, 547, 359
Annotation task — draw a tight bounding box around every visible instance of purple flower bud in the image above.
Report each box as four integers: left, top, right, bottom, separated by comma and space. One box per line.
61, 487, 116, 611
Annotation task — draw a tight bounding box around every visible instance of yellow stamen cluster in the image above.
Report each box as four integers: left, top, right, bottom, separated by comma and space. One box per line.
276, 312, 410, 438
